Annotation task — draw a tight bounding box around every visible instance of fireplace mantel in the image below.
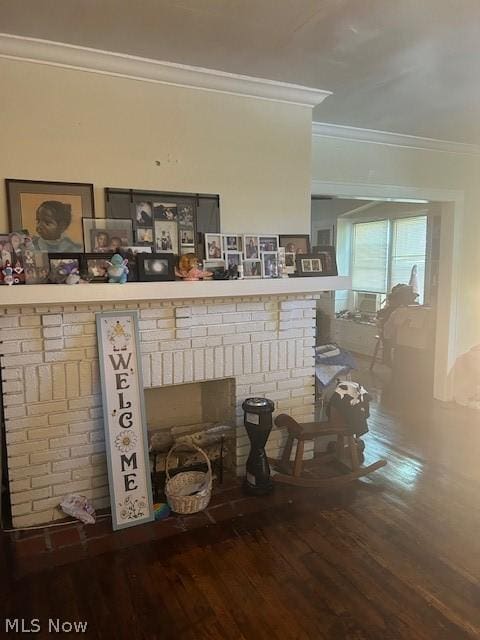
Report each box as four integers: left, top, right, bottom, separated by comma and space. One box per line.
2, 276, 351, 307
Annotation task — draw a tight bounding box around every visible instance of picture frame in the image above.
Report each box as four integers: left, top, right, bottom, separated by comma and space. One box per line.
82, 218, 133, 253
223, 234, 243, 253
295, 248, 337, 276
137, 253, 176, 282
153, 202, 178, 221
243, 259, 262, 279
261, 251, 279, 278
24, 250, 50, 284
225, 251, 242, 270
205, 233, 223, 260
178, 203, 195, 228
0, 231, 32, 272
6, 179, 94, 253
243, 235, 260, 259
203, 259, 226, 278
312, 246, 338, 275
279, 234, 311, 256
180, 228, 195, 247
80, 253, 114, 282
284, 252, 296, 275
119, 246, 152, 283
48, 253, 82, 284
259, 235, 279, 253
136, 227, 154, 244
154, 219, 178, 254
134, 201, 153, 227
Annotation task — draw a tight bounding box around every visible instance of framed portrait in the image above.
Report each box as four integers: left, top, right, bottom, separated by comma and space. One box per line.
154, 220, 178, 254
24, 250, 50, 284
205, 233, 223, 260
279, 234, 311, 256
203, 259, 226, 278
48, 253, 82, 284
153, 202, 178, 221
83, 218, 133, 253
137, 253, 175, 282
316, 227, 334, 246
243, 235, 260, 259
136, 227, 153, 244
284, 252, 296, 275
119, 246, 152, 283
312, 246, 338, 276
178, 203, 195, 228
243, 259, 262, 279
6, 179, 94, 253
261, 252, 279, 278
259, 235, 279, 253
223, 234, 243, 253
226, 252, 242, 270
134, 202, 153, 226
180, 228, 195, 246
80, 253, 113, 282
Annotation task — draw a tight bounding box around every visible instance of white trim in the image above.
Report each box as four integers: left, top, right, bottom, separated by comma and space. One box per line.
311, 179, 464, 403
0, 33, 331, 108
312, 122, 480, 156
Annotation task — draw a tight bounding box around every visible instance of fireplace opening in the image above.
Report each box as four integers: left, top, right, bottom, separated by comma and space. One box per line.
145, 379, 236, 486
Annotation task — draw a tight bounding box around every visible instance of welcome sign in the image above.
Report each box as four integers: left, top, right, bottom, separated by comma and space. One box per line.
96, 311, 154, 530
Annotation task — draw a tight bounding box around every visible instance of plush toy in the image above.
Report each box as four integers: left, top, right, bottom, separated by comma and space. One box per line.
107, 253, 129, 283
2, 261, 15, 285
175, 253, 212, 281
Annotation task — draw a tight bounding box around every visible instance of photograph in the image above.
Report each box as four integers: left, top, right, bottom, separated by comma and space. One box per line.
226, 252, 242, 269
82, 218, 133, 253
23, 250, 50, 284
6, 179, 94, 253
178, 203, 195, 227
154, 220, 178, 253
136, 227, 153, 244
205, 233, 223, 259
243, 259, 262, 279
153, 202, 178, 221
262, 252, 279, 278
311, 258, 323, 272
48, 254, 81, 284
301, 259, 312, 272
0, 231, 32, 270
118, 246, 151, 283
316, 228, 333, 246
315, 246, 338, 275
81, 253, 113, 282
259, 235, 279, 252
285, 252, 296, 267
244, 235, 260, 259
279, 234, 311, 255
137, 253, 175, 282
180, 228, 195, 246
135, 202, 153, 226
223, 234, 242, 252
295, 251, 337, 276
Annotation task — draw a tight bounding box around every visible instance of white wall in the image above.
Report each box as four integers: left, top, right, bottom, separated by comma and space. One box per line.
0, 58, 313, 235
312, 135, 480, 395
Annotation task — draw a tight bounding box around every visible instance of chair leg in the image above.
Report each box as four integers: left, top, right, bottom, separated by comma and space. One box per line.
293, 440, 305, 477
347, 435, 360, 470
281, 434, 295, 469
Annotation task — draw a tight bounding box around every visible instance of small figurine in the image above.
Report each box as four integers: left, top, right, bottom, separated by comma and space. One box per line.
2, 261, 15, 285
107, 253, 129, 283
176, 253, 212, 281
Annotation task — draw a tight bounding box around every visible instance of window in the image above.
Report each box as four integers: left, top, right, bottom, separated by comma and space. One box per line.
351, 215, 427, 303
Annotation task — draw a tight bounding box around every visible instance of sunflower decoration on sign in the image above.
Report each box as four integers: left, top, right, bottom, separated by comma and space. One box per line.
114, 429, 137, 453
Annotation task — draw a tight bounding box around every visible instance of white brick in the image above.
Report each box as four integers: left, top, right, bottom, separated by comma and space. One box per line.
236, 302, 265, 311
141, 354, 151, 387
252, 342, 262, 373
64, 335, 96, 349
63, 312, 94, 323
30, 448, 69, 464
22, 339, 44, 353
184, 350, 194, 382
42, 314, 62, 326
191, 305, 208, 315
1, 367, 22, 381
235, 321, 265, 334
261, 342, 270, 372
28, 400, 68, 416
279, 319, 313, 330
280, 310, 304, 320
160, 339, 191, 351
72, 464, 107, 480
52, 456, 91, 472
44, 338, 64, 351
45, 349, 84, 362
139, 319, 157, 330
214, 346, 224, 379
43, 326, 63, 338
222, 312, 251, 323
242, 343, 252, 375
151, 352, 162, 386
8, 440, 49, 456
191, 326, 207, 337
252, 382, 276, 393
224, 345, 233, 376
191, 337, 207, 348
251, 331, 277, 342
207, 304, 236, 314
194, 349, 204, 381
141, 308, 173, 319
233, 344, 243, 376
281, 300, 315, 310
237, 373, 264, 385
9, 463, 49, 479
207, 324, 236, 336
176, 329, 192, 339
3, 380, 23, 394
10, 478, 32, 492
251, 311, 276, 321
278, 342, 287, 369
277, 378, 306, 391
264, 371, 290, 382
0, 316, 19, 328
70, 443, 105, 457
223, 334, 251, 345
2, 353, 43, 367
292, 367, 315, 378
31, 472, 72, 488
63, 324, 83, 336
1, 327, 42, 340
162, 351, 173, 385
141, 329, 175, 341
7, 415, 48, 431
50, 433, 89, 447
205, 348, 214, 379
173, 351, 184, 384
68, 395, 101, 410
28, 426, 68, 441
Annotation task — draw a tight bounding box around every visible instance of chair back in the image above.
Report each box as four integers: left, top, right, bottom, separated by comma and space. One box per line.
274, 413, 303, 437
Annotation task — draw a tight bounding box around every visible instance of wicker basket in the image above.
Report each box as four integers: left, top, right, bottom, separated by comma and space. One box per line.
165, 443, 212, 514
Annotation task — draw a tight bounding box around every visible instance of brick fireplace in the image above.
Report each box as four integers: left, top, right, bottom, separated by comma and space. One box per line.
1, 293, 319, 527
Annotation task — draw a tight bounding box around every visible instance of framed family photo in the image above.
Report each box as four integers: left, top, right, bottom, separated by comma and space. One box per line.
279, 234, 311, 256
6, 179, 94, 253
82, 218, 133, 253
81, 253, 113, 282
154, 220, 178, 253
205, 233, 223, 259
48, 253, 82, 284
137, 253, 176, 281
296, 247, 337, 276
244, 235, 260, 259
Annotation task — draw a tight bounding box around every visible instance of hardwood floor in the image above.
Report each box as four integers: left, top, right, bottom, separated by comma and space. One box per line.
2, 392, 480, 639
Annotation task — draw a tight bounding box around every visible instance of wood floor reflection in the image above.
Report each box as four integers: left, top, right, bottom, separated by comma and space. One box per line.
2, 392, 480, 639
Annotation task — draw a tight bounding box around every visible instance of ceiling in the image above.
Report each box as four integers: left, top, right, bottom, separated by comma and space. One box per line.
1, 0, 479, 144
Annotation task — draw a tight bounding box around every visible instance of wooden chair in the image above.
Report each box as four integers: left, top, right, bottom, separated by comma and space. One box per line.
270, 409, 386, 488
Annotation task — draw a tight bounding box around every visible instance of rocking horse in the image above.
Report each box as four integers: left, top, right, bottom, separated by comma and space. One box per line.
269, 381, 387, 488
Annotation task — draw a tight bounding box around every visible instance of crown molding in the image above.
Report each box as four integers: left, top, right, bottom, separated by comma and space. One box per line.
312, 121, 480, 156
0, 32, 331, 108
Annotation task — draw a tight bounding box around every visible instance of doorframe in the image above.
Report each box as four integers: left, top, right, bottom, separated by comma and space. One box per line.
311, 179, 464, 402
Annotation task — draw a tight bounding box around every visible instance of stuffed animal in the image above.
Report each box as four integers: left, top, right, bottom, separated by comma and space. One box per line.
107, 253, 129, 283
175, 253, 212, 281
2, 261, 15, 285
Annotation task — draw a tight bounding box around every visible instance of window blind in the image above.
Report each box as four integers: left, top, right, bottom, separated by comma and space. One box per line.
391, 216, 427, 303
351, 220, 389, 293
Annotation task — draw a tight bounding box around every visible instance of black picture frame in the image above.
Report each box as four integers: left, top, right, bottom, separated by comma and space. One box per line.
47, 253, 82, 284
82, 218, 134, 253
137, 253, 176, 282
279, 234, 311, 256
295, 247, 338, 277
80, 252, 114, 282
6, 179, 94, 253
